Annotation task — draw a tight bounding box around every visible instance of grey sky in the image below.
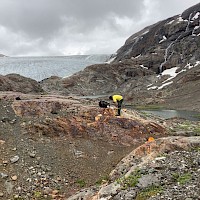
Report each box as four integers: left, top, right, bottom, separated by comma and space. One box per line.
0, 0, 199, 56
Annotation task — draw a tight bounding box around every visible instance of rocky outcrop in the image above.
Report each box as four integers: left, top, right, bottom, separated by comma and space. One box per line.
9, 93, 166, 146
40, 63, 154, 96
68, 136, 200, 200
0, 91, 168, 199
0, 74, 43, 94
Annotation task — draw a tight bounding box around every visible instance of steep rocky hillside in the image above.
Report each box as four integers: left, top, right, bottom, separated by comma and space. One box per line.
40, 3, 200, 111
113, 3, 200, 73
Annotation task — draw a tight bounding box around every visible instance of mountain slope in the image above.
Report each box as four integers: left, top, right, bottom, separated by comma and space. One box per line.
40, 3, 200, 111
113, 3, 200, 74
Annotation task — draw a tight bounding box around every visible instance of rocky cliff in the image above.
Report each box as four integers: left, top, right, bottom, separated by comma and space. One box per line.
113, 3, 200, 73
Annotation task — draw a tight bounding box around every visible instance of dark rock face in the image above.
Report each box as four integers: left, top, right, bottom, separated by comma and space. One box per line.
113, 8, 200, 74
40, 63, 154, 96
0, 74, 43, 94
181, 3, 200, 19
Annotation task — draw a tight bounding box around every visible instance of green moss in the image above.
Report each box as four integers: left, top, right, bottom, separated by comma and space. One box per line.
194, 127, 200, 135
95, 175, 109, 186
193, 113, 200, 120
117, 169, 141, 190
76, 179, 86, 188
175, 122, 200, 135
34, 191, 42, 198
172, 172, 192, 185
136, 185, 163, 200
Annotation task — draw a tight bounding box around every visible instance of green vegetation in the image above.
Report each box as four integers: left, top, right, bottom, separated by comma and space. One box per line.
194, 127, 200, 135
172, 172, 192, 185
134, 105, 164, 110
34, 191, 42, 198
95, 175, 109, 186
76, 179, 86, 188
175, 121, 200, 135
12, 197, 24, 200
192, 146, 200, 151
136, 185, 163, 200
117, 169, 141, 190
193, 113, 200, 120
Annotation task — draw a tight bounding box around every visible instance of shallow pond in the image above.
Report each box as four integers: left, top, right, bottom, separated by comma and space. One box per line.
140, 109, 200, 121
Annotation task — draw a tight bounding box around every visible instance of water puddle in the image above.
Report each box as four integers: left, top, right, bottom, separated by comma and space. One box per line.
140, 109, 200, 121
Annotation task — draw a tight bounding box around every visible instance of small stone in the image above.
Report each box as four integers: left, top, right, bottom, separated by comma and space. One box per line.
0, 173, 8, 179
13, 194, 19, 199
56, 176, 62, 181
52, 190, 59, 195
43, 187, 52, 195
51, 194, 57, 199
29, 152, 36, 158
155, 156, 166, 161
0, 140, 5, 145
10, 156, 19, 163
0, 192, 4, 197
5, 181, 14, 194
37, 172, 42, 176
3, 160, 8, 165
16, 187, 22, 192
11, 175, 18, 181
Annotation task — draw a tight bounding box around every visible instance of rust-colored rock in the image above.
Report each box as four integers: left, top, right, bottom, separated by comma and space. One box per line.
11, 96, 166, 146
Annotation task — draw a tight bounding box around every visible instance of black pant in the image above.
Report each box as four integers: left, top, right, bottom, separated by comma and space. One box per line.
117, 99, 123, 116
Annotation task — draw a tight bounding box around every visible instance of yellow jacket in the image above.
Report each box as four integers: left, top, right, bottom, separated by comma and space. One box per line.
112, 95, 123, 102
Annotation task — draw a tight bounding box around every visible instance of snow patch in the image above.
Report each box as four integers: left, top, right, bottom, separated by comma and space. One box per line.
167, 20, 174, 25
195, 61, 200, 66
177, 16, 184, 23
141, 30, 149, 35
147, 86, 157, 90
134, 54, 141, 59
106, 57, 116, 64
162, 67, 179, 77
158, 81, 173, 90
148, 61, 200, 91
192, 12, 200, 20
159, 36, 167, 43
140, 64, 148, 69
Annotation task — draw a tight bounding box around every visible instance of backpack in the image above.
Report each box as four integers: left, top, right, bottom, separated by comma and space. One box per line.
99, 101, 110, 108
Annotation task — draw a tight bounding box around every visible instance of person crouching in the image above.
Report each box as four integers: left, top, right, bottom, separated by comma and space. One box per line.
109, 95, 123, 116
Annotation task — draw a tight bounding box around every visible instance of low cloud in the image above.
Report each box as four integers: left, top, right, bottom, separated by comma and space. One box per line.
0, 0, 199, 56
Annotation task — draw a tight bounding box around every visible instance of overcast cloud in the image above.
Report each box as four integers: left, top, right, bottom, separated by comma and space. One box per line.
0, 0, 199, 56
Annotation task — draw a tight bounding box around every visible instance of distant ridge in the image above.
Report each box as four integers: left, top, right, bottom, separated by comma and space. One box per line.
0, 54, 6, 57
